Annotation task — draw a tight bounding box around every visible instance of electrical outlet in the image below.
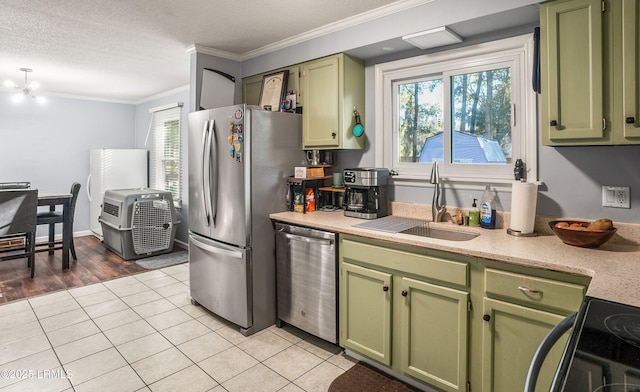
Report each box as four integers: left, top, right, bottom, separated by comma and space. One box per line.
602, 186, 630, 208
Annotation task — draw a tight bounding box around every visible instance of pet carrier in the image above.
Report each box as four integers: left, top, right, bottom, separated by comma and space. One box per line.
99, 189, 178, 260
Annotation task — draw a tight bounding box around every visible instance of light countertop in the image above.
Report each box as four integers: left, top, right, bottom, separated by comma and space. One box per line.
270, 206, 640, 308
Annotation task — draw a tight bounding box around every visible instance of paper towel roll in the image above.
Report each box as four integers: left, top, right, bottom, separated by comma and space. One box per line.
511, 181, 538, 234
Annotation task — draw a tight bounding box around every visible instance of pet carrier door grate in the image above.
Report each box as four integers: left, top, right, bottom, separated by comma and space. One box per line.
131, 199, 173, 255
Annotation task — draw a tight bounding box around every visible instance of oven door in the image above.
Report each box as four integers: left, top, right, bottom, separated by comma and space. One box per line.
549, 297, 640, 391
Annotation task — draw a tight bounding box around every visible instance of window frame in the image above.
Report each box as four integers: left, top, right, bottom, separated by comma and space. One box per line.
149, 102, 183, 208
375, 34, 537, 187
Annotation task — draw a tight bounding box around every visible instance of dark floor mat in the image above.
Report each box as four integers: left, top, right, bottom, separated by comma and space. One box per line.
329, 361, 420, 392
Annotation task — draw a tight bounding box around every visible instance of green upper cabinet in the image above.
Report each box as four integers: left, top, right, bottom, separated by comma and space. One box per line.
241, 73, 263, 107
241, 53, 365, 150
620, 0, 640, 140
541, 0, 640, 145
300, 53, 365, 150
540, 0, 603, 144
241, 66, 300, 108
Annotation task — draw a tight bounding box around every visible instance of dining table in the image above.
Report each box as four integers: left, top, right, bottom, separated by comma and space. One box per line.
38, 191, 72, 269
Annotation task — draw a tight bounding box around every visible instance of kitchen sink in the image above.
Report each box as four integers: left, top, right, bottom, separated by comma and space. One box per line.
353, 216, 479, 241
400, 224, 479, 241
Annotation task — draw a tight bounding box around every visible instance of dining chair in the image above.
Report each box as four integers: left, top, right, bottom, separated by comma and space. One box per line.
0, 189, 38, 278
36, 182, 81, 261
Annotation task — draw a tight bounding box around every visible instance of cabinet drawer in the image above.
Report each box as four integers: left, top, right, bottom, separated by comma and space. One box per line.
342, 238, 468, 287
484, 268, 586, 313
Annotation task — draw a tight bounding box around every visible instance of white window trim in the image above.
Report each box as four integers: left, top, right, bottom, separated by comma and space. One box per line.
374, 34, 538, 190
148, 102, 183, 208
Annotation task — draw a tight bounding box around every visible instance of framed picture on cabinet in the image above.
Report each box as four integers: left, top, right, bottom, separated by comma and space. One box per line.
259, 70, 289, 112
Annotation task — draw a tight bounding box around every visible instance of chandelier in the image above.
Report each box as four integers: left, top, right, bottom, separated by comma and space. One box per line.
3, 68, 46, 103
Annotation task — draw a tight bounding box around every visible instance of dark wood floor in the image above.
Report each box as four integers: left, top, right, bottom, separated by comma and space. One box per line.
0, 235, 179, 304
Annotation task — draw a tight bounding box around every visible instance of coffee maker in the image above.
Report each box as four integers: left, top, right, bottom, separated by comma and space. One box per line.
343, 168, 389, 219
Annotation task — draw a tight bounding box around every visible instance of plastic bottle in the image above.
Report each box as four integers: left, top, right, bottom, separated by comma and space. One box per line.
305, 188, 315, 212
480, 185, 496, 229
469, 198, 480, 227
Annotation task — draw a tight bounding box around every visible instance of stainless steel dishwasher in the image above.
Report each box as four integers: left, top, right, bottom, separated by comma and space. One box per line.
275, 222, 337, 343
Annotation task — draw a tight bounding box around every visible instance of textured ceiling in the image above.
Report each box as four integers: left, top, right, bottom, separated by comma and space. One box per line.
0, 0, 408, 103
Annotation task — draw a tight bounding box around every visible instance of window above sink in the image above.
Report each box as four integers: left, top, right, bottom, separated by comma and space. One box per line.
374, 34, 538, 185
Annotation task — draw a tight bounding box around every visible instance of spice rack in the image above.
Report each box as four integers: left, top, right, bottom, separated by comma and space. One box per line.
286, 176, 330, 213
287, 164, 346, 213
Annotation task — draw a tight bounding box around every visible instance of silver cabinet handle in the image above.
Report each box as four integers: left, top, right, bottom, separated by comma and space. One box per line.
518, 285, 541, 295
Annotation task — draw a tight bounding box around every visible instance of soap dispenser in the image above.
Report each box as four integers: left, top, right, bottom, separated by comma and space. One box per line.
480, 185, 496, 229
469, 198, 480, 227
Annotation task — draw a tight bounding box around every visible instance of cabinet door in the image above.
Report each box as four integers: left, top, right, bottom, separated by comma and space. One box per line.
541, 0, 604, 144
340, 262, 392, 366
242, 74, 263, 106
622, 0, 640, 140
481, 298, 569, 392
301, 56, 340, 148
242, 66, 299, 108
400, 277, 469, 392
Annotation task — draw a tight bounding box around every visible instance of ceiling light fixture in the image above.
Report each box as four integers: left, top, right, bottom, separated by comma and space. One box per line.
3, 68, 46, 103
402, 26, 463, 50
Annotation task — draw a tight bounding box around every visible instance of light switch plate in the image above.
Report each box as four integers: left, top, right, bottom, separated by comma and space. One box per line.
602, 186, 630, 208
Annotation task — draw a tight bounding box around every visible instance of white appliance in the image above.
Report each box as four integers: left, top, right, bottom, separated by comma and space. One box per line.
88, 149, 148, 239
199, 68, 235, 110
188, 104, 305, 336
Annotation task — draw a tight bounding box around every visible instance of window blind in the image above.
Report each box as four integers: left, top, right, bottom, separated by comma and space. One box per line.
149, 102, 183, 207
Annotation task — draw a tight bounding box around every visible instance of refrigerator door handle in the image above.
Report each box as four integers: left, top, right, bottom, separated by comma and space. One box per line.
190, 235, 243, 259
210, 119, 218, 226
202, 120, 212, 226
86, 174, 92, 201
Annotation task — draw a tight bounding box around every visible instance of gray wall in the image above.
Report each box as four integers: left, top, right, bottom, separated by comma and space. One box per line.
4, 0, 639, 244
0, 88, 193, 244
191, 52, 242, 110
236, 1, 640, 225
0, 92, 136, 238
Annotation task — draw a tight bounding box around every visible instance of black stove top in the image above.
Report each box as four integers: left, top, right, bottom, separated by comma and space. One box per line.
553, 297, 640, 391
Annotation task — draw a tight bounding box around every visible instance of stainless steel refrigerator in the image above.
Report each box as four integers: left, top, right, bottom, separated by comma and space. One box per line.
188, 104, 304, 336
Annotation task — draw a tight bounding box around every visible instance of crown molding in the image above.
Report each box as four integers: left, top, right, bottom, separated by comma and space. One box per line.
1, 84, 190, 105
134, 84, 190, 105
186, 44, 243, 62
238, 0, 433, 60
188, 0, 434, 61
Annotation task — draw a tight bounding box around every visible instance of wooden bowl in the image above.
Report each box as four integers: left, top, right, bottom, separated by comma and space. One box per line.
549, 220, 617, 248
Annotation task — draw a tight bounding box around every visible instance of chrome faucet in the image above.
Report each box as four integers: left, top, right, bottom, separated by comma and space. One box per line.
430, 161, 446, 222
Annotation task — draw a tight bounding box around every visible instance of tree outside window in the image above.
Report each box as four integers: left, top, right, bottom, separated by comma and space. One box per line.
397, 68, 511, 166
378, 34, 536, 183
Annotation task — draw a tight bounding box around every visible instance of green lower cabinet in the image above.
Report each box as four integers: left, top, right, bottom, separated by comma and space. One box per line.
340, 262, 392, 366
481, 298, 569, 392
339, 235, 588, 392
400, 277, 469, 392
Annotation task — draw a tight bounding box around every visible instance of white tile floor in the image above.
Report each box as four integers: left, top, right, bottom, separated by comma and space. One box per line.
0, 264, 355, 392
